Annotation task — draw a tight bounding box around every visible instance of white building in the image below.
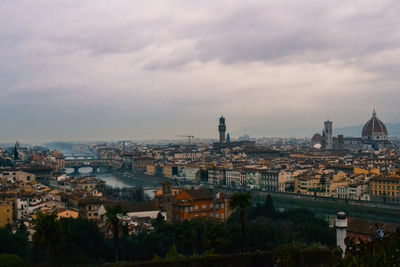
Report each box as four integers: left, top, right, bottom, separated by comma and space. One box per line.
226, 169, 242, 188
259, 170, 279, 191
183, 166, 200, 182
245, 170, 261, 189
208, 168, 225, 185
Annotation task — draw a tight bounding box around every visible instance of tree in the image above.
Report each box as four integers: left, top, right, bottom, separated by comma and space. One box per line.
104, 205, 127, 262
153, 212, 165, 231
264, 195, 275, 218
0, 223, 30, 260
0, 254, 25, 266
58, 218, 108, 263
165, 244, 179, 259
33, 212, 60, 261
229, 192, 252, 245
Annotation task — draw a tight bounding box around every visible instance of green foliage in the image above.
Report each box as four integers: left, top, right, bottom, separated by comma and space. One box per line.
230, 192, 252, 245
275, 244, 304, 267
249, 195, 275, 219
203, 248, 215, 256
0, 224, 30, 260
165, 244, 179, 259
0, 193, 339, 265
58, 218, 109, 263
152, 253, 161, 260
229, 192, 252, 214
105, 204, 128, 262
276, 208, 336, 246
33, 212, 61, 260
338, 233, 400, 266
0, 254, 25, 267
153, 212, 165, 231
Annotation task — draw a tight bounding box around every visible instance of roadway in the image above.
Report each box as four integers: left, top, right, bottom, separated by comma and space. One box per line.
219, 188, 400, 224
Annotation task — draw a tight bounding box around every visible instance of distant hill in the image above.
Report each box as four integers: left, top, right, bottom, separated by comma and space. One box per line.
334, 123, 400, 137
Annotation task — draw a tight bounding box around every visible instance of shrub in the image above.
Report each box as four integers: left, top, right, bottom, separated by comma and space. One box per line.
0, 254, 25, 267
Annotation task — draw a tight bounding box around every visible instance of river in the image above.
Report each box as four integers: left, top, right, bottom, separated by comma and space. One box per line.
64, 167, 165, 198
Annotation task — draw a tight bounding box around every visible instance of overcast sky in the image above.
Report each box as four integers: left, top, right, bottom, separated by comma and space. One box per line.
1, 0, 399, 143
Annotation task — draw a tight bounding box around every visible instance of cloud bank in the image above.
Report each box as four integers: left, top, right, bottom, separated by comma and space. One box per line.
0, 0, 399, 142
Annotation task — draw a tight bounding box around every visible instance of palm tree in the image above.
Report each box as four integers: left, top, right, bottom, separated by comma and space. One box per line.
33, 212, 60, 260
104, 204, 127, 262
229, 192, 252, 243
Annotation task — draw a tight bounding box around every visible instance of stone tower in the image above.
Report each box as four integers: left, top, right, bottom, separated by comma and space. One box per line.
161, 182, 172, 222
218, 116, 226, 143
323, 120, 333, 150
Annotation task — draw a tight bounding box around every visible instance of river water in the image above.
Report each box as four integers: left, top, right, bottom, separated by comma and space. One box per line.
65, 167, 162, 198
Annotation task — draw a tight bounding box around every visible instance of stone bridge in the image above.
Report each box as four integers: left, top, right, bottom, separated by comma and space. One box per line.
65, 159, 114, 174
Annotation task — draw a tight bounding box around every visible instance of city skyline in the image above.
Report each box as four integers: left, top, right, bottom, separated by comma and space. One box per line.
1, 1, 400, 142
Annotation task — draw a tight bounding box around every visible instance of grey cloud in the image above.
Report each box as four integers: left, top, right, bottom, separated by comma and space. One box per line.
0, 0, 400, 142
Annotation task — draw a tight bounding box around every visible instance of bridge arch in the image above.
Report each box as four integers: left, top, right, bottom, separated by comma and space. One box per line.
64, 158, 113, 175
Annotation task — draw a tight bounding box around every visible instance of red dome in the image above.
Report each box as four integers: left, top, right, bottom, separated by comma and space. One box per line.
311, 133, 322, 143
362, 110, 388, 138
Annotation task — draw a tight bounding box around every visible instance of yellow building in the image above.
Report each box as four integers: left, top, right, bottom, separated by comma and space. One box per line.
163, 165, 174, 178
78, 198, 102, 220
57, 210, 78, 220
0, 193, 15, 227
369, 175, 400, 199
328, 179, 348, 196
146, 164, 156, 176
0, 170, 35, 184
333, 172, 347, 181
295, 176, 321, 195
354, 167, 380, 175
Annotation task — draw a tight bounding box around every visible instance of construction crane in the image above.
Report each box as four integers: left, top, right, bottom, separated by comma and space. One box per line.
174, 135, 195, 145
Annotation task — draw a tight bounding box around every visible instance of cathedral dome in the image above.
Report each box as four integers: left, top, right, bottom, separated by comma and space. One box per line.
362, 110, 388, 140
311, 133, 322, 144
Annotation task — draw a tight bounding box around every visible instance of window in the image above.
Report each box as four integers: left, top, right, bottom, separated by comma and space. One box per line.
221, 203, 224, 208
94, 213, 98, 216
202, 205, 206, 209
88, 213, 91, 216
221, 214, 224, 219
195, 205, 198, 210
185, 207, 188, 212
190, 206, 193, 212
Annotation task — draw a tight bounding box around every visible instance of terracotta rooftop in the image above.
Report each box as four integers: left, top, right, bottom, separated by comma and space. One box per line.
348, 218, 400, 236
184, 188, 213, 201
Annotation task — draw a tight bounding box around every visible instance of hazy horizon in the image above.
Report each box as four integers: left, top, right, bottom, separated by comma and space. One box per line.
1, 1, 400, 143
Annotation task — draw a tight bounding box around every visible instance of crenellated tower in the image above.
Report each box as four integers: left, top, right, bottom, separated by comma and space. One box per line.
218, 116, 226, 143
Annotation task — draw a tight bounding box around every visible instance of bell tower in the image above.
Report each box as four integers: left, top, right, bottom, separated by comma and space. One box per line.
218, 116, 226, 143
